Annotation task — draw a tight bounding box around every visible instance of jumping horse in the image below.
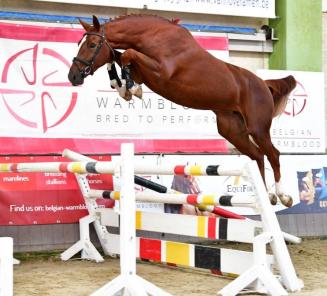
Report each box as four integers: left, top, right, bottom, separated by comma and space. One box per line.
68, 15, 297, 207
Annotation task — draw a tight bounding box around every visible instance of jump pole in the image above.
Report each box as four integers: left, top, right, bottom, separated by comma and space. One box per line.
90, 190, 257, 207
0, 237, 13, 296
0, 161, 243, 177
132, 176, 246, 220
91, 143, 171, 296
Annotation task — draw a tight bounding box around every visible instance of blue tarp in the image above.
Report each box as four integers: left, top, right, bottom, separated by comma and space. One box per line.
0, 11, 256, 34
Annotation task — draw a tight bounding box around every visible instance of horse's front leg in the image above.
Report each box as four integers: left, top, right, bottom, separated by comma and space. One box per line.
120, 49, 160, 100
107, 63, 129, 99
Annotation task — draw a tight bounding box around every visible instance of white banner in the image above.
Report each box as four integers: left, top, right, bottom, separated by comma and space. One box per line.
257, 70, 325, 153
35, 0, 275, 18
1, 22, 324, 155
0, 23, 228, 141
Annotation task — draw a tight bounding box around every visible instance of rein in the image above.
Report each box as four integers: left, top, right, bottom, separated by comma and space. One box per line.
73, 27, 115, 78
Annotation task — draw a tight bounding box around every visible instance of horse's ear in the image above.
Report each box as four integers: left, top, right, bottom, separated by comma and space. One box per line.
92, 15, 101, 31
79, 18, 91, 31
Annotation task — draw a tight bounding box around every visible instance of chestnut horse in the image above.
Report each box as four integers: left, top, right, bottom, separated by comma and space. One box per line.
68, 15, 297, 207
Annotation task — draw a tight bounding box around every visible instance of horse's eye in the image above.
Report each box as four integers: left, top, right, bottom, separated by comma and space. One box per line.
89, 43, 97, 48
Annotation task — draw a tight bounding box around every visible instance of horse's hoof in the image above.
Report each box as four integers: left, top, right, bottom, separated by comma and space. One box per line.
130, 84, 143, 99
135, 85, 143, 99
123, 90, 132, 101
279, 194, 293, 208
268, 193, 278, 205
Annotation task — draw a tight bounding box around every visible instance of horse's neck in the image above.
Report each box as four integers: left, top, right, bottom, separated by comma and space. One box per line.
105, 19, 158, 49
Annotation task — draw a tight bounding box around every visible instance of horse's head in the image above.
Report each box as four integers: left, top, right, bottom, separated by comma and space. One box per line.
68, 15, 115, 86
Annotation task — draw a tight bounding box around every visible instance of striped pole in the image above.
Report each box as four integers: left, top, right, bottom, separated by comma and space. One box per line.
198, 205, 246, 220
0, 161, 116, 174
134, 163, 244, 176
133, 175, 246, 220
106, 233, 275, 278
0, 161, 243, 177
89, 190, 256, 208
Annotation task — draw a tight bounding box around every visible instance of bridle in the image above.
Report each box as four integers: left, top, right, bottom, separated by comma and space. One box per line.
73, 27, 115, 78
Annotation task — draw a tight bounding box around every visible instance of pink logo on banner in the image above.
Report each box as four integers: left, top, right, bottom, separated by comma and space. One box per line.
0, 43, 77, 132
284, 81, 307, 117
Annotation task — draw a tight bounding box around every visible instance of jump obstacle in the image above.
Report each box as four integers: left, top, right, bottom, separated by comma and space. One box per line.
60, 148, 256, 264
90, 144, 304, 296
59, 148, 300, 269
60, 146, 303, 295
0, 144, 304, 295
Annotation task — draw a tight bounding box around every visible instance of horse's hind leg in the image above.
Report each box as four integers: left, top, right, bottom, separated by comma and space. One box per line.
215, 112, 264, 194
216, 111, 264, 173
248, 120, 293, 207
216, 111, 278, 205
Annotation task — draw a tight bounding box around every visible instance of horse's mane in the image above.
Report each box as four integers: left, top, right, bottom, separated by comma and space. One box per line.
109, 14, 180, 25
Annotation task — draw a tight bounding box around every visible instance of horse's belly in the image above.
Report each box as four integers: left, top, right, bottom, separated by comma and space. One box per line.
156, 84, 238, 111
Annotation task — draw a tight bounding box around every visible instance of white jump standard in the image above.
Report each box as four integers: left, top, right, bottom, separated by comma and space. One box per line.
0, 237, 13, 296
91, 143, 171, 296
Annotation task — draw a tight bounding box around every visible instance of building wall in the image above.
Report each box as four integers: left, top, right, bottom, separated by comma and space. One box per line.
323, 8, 327, 145
269, 0, 322, 71
2, 0, 270, 74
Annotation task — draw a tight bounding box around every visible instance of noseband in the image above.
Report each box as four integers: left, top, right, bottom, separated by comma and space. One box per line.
73, 27, 115, 78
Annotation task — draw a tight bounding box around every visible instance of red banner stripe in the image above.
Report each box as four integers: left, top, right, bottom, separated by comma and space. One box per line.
0, 22, 229, 51
0, 22, 83, 43
0, 137, 228, 155
194, 35, 229, 51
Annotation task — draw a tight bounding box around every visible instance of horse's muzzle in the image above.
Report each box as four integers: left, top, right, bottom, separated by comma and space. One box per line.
68, 69, 84, 86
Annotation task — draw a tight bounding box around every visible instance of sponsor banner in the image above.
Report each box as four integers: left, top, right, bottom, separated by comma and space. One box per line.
0, 155, 114, 225
257, 70, 325, 153
34, 0, 276, 18
0, 21, 229, 154
279, 155, 327, 214
2, 23, 323, 155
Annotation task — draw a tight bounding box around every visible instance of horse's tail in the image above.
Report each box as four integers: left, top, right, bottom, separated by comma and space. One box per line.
265, 75, 297, 117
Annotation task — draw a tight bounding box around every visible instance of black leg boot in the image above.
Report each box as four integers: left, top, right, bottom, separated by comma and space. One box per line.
122, 64, 134, 90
